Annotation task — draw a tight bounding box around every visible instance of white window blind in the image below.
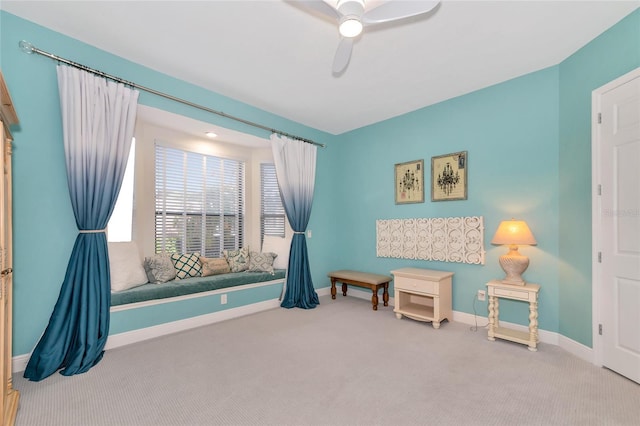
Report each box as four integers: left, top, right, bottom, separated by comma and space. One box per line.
155, 144, 245, 257
260, 163, 285, 241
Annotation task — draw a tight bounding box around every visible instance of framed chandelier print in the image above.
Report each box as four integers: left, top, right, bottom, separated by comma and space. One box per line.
395, 159, 424, 204
431, 151, 467, 201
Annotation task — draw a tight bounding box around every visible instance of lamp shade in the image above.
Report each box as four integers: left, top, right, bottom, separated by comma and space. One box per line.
491, 219, 537, 246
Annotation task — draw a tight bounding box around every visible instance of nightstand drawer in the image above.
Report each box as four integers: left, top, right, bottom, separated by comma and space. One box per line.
493, 287, 529, 301
395, 277, 437, 295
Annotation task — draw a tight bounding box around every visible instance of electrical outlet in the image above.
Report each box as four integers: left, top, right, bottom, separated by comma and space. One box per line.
477, 290, 486, 301
221, 294, 227, 305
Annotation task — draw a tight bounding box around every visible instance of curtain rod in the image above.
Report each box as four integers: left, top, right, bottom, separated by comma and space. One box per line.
18, 40, 325, 148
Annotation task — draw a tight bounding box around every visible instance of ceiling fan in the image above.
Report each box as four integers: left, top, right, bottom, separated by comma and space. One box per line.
293, 0, 440, 74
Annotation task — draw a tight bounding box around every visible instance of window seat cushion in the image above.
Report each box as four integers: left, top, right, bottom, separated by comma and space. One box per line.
111, 269, 286, 307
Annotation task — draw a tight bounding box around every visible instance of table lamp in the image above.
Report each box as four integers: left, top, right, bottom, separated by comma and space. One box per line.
491, 219, 537, 285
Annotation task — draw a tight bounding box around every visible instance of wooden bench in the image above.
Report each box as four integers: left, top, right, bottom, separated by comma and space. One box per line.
328, 270, 392, 311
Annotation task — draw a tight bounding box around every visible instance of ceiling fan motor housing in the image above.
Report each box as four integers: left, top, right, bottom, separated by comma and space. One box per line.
337, 0, 365, 19
337, 0, 365, 37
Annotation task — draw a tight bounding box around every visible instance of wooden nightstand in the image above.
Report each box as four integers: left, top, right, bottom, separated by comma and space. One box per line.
391, 268, 453, 329
486, 280, 540, 351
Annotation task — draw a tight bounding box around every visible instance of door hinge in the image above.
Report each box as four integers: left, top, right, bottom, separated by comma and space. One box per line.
597, 112, 602, 124
598, 252, 602, 263
597, 184, 602, 195
599, 324, 603, 335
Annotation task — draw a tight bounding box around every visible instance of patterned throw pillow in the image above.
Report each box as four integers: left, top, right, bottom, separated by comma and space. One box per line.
200, 256, 231, 277
248, 251, 278, 274
170, 252, 202, 279
223, 247, 249, 272
144, 253, 176, 284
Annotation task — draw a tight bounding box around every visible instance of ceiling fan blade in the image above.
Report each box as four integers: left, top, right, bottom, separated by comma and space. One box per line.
362, 0, 440, 25
289, 0, 340, 22
332, 37, 354, 74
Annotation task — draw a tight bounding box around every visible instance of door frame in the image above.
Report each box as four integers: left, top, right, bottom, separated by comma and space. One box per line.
591, 67, 640, 367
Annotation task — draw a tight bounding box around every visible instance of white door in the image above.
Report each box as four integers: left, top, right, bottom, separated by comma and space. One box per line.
595, 69, 640, 384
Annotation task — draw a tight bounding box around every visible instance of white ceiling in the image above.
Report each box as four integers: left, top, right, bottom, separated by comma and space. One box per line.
2, 1, 638, 137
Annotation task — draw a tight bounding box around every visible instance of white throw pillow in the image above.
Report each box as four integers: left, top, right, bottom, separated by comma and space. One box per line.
108, 241, 148, 292
262, 236, 290, 270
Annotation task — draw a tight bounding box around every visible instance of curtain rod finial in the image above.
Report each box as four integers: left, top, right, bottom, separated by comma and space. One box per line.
19, 40, 34, 54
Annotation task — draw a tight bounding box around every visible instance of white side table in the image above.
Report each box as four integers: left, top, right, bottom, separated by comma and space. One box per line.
486, 280, 540, 351
391, 268, 453, 329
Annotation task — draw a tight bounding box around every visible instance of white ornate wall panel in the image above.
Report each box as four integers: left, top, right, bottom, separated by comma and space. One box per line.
376, 216, 485, 265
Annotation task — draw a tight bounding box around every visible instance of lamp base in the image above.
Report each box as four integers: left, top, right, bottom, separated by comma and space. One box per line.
501, 277, 526, 285
498, 246, 529, 286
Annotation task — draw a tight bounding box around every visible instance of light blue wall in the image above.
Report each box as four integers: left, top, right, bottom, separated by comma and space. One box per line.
324, 68, 561, 332
314, 9, 640, 347
557, 9, 640, 347
0, 12, 334, 356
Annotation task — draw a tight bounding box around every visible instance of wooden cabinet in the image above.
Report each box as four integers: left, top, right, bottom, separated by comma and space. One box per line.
391, 268, 453, 329
0, 72, 19, 426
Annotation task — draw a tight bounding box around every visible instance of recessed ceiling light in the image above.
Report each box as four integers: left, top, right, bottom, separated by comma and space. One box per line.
205, 132, 217, 138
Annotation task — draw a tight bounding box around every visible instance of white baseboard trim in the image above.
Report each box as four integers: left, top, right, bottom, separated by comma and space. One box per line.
316, 286, 332, 297
452, 310, 559, 346
13, 287, 595, 372
324, 286, 594, 363
558, 333, 594, 363
452, 310, 595, 362
12, 298, 282, 374
104, 298, 281, 351
12, 354, 29, 375
104, 287, 381, 362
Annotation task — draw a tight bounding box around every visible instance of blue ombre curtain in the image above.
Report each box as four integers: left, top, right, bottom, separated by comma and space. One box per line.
270, 134, 319, 309
24, 65, 139, 381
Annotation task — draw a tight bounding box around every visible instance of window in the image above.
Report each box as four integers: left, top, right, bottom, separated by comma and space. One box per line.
107, 138, 136, 242
260, 163, 285, 242
155, 144, 245, 257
